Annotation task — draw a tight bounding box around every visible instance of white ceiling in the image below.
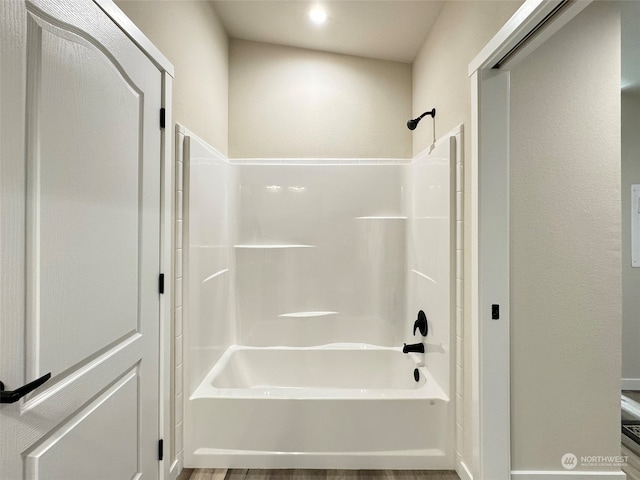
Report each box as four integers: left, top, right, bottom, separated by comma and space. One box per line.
211, 1, 446, 63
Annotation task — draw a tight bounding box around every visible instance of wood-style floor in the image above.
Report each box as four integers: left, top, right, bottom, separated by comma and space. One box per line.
183, 453, 640, 480
623, 445, 640, 480
178, 391, 640, 480
183, 470, 459, 480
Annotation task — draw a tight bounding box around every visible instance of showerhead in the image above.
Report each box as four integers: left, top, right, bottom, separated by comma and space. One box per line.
407, 108, 436, 130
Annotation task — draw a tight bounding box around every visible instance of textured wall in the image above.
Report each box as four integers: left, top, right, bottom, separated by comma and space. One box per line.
510, 1, 621, 471
229, 39, 412, 158
411, 1, 524, 474
622, 92, 640, 384
412, 0, 523, 157
115, 1, 229, 154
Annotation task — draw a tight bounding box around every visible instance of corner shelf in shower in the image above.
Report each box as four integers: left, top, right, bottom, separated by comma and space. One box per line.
411, 269, 437, 284
278, 311, 338, 318
234, 244, 316, 249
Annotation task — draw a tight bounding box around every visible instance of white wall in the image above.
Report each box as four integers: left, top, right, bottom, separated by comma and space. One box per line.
181, 129, 236, 473
184, 135, 236, 391
622, 91, 640, 386
234, 163, 405, 347
229, 40, 412, 159
509, 1, 621, 471
411, 1, 523, 474
115, 1, 229, 154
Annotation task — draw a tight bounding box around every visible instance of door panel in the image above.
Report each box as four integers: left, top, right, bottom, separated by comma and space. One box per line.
28, 14, 142, 379
25, 367, 139, 480
0, 1, 162, 478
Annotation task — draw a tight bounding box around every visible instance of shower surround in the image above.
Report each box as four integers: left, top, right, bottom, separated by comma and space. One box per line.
178, 125, 461, 469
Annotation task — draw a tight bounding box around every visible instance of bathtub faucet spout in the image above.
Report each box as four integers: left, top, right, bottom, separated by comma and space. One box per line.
402, 342, 425, 354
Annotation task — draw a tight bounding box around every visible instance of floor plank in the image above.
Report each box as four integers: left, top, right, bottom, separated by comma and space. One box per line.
178, 468, 195, 480
188, 470, 459, 480
225, 469, 249, 480
189, 469, 229, 480
623, 444, 640, 480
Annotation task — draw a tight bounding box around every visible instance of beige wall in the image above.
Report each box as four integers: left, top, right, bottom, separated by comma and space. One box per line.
510, 1, 621, 471
622, 91, 640, 383
411, 1, 523, 475
229, 39, 412, 158
116, 1, 229, 154
412, 1, 523, 157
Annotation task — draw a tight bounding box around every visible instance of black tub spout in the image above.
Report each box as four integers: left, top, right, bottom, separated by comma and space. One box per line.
402, 342, 425, 354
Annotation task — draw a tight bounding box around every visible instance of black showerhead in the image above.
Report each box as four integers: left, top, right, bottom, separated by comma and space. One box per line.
407, 108, 436, 130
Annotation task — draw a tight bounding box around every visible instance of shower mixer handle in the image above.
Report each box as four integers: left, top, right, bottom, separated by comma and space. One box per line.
403, 343, 425, 354
413, 310, 428, 337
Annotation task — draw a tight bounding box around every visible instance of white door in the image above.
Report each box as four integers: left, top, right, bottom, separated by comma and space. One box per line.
0, 1, 163, 479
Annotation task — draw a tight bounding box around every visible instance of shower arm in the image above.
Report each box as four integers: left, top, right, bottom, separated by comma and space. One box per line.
415, 108, 436, 122
406, 108, 436, 134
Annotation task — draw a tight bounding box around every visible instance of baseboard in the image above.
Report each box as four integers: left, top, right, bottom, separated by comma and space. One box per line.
622, 378, 640, 390
456, 460, 473, 480
511, 471, 627, 479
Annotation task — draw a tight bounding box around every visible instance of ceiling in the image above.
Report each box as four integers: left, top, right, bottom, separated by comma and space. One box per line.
211, 1, 446, 63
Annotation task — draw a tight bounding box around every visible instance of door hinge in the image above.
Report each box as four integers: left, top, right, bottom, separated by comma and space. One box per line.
160, 108, 166, 129
158, 439, 164, 461
159, 274, 165, 294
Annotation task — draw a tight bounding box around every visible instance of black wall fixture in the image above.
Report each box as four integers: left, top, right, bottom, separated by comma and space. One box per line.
407, 108, 436, 130
413, 310, 428, 337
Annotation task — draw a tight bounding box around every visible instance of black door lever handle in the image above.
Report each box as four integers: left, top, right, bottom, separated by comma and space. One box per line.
0, 372, 51, 404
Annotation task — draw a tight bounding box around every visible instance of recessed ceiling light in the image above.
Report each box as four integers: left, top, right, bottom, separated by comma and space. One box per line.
309, 6, 327, 25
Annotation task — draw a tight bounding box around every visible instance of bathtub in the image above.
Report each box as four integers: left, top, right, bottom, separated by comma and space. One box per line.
185, 345, 454, 469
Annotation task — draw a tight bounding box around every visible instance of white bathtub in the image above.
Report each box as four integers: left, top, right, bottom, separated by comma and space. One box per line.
186, 345, 454, 469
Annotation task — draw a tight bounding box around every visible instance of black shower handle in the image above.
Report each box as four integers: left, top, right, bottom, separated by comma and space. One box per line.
0, 372, 51, 404
413, 310, 428, 337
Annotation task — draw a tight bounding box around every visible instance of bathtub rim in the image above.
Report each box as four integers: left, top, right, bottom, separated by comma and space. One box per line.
190, 344, 450, 401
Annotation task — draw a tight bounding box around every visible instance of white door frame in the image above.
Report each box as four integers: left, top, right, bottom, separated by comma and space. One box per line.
93, 2, 176, 478
468, 1, 593, 478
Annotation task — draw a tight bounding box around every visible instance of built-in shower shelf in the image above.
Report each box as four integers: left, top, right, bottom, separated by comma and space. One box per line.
278, 311, 338, 318
411, 269, 436, 284
354, 216, 407, 220
234, 244, 315, 249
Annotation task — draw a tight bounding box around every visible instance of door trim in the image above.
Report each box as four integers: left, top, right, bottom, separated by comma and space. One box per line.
160, 75, 176, 480
91, 2, 175, 479
468, 1, 592, 478
94, 0, 174, 77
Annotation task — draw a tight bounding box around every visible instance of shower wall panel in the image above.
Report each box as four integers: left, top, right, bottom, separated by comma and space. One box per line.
235, 165, 405, 347
184, 134, 237, 392
403, 134, 456, 398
